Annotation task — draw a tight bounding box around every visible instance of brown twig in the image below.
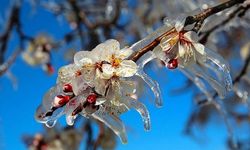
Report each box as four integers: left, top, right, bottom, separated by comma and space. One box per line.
184, 0, 245, 26
93, 121, 105, 150
0, 4, 33, 76
0, 49, 21, 76
233, 52, 250, 84
0, 5, 20, 64
199, 5, 250, 44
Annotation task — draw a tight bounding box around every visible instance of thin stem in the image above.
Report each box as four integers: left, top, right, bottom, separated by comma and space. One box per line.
199, 5, 250, 44
185, 0, 245, 26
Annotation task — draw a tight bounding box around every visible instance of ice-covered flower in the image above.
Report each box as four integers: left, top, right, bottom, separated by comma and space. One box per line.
153, 17, 232, 100
36, 39, 151, 144
74, 39, 137, 80
154, 23, 206, 68
22, 35, 54, 74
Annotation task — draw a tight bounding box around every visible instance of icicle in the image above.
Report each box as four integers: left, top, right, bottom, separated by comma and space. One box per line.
125, 98, 151, 131
45, 120, 57, 128
203, 48, 232, 91
92, 106, 128, 144
180, 67, 213, 101
136, 51, 163, 107
35, 104, 64, 124
186, 64, 227, 99
66, 115, 77, 126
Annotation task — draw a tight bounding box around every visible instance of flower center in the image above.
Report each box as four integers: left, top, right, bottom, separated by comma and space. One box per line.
179, 32, 193, 46
75, 70, 82, 76
111, 54, 121, 68
96, 62, 104, 72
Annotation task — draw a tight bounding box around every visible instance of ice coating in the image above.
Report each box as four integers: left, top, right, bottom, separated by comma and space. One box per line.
36, 39, 155, 143
204, 48, 232, 91
136, 51, 163, 107
150, 16, 232, 101
125, 98, 151, 131
35, 12, 234, 144
129, 25, 174, 52
92, 106, 128, 144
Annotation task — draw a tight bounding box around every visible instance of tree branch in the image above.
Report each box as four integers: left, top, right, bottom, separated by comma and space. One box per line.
199, 5, 250, 44
129, 0, 247, 62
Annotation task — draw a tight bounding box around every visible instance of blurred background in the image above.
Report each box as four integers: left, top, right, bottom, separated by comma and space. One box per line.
0, 0, 250, 150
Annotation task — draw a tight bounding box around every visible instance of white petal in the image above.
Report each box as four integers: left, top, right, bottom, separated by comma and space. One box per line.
104, 39, 120, 52
81, 65, 96, 84
118, 47, 133, 59
34, 50, 50, 64
98, 39, 120, 61
116, 60, 137, 77
74, 51, 95, 66
101, 64, 115, 79
183, 31, 193, 42
193, 43, 205, 55
94, 77, 108, 95
178, 42, 186, 58
57, 64, 78, 84
175, 16, 186, 32
160, 33, 179, 52
22, 52, 36, 65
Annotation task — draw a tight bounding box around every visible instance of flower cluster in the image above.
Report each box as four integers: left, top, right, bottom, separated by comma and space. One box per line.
35, 39, 158, 143
35, 17, 234, 144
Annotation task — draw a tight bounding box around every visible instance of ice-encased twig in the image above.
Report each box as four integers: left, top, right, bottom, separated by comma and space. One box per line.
124, 98, 151, 131
129, 25, 173, 52
136, 51, 163, 107
65, 95, 86, 126
92, 106, 128, 144
35, 105, 64, 128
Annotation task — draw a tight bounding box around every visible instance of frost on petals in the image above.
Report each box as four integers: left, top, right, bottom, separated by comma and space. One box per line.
35, 39, 151, 144
153, 17, 232, 100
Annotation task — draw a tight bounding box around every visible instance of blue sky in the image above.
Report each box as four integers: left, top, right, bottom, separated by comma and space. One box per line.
0, 1, 229, 150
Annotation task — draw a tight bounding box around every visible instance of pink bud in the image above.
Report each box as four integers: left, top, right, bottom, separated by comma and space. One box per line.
86, 94, 97, 104
63, 84, 73, 93
53, 95, 70, 107
167, 59, 178, 69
